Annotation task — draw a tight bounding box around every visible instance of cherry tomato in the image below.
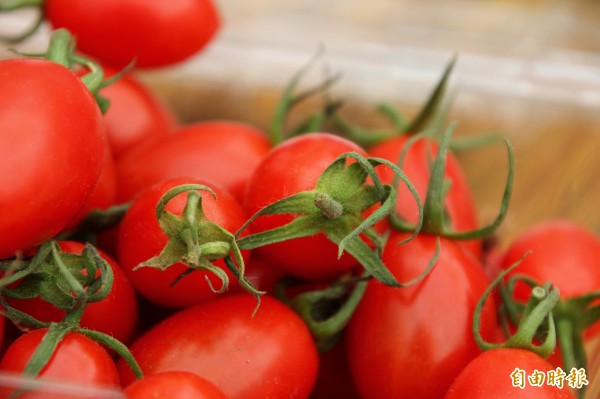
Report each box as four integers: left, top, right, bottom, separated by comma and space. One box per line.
5, 241, 138, 344
444, 348, 575, 399
368, 135, 481, 257
117, 177, 251, 308
45, 0, 221, 68
500, 220, 600, 338
0, 59, 106, 259
99, 67, 178, 158
346, 232, 497, 399
0, 329, 120, 399
244, 133, 367, 281
123, 371, 228, 399
118, 294, 319, 399
116, 121, 271, 204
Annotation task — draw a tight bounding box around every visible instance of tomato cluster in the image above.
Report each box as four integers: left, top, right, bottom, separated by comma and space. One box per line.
0, 2, 599, 399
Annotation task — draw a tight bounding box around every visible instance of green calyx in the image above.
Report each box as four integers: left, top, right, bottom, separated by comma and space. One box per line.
133, 184, 264, 305
276, 271, 369, 351
500, 273, 600, 399
0, 241, 143, 384
236, 151, 425, 288
474, 254, 560, 358
269, 48, 342, 146
11, 28, 131, 113
389, 121, 514, 241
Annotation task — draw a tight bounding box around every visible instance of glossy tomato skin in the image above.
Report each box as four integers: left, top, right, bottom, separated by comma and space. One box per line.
244, 133, 367, 281
0, 59, 106, 259
45, 0, 220, 68
368, 135, 481, 258
117, 177, 251, 308
118, 294, 319, 399
5, 241, 139, 344
123, 371, 228, 399
99, 67, 178, 158
443, 349, 575, 399
346, 232, 497, 399
116, 120, 271, 204
501, 220, 600, 338
0, 329, 120, 399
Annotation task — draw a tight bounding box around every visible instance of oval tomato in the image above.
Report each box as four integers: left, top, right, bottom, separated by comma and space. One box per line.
346, 232, 497, 399
5, 241, 138, 345
45, 0, 220, 68
0, 59, 106, 260
443, 348, 575, 399
117, 177, 251, 308
0, 329, 120, 399
123, 371, 228, 399
116, 120, 271, 204
368, 134, 481, 257
118, 294, 319, 399
244, 133, 367, 281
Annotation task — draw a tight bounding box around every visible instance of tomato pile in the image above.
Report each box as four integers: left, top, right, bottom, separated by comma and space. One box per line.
0, 1, 599, 399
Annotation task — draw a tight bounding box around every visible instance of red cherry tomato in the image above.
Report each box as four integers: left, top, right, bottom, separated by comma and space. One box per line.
501, 220, 600, 338
116, 121, 271, 204
0, 59, 106, 259
45, 0, 221, 68
117, 177, 251, 308
443, 348, 575, 399
244, 133, 368, 281
0, 329, 120, 399
118, 295, 319, 399
123, 371, 228, 399
5, 241, 138, 344
346, 232, 497, 399
368, 135, 481, 257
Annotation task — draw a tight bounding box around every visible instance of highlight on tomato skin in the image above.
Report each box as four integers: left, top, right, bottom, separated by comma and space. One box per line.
345, 232, 498, 399
117, 294, 320, 399
443, 348, 575, 399
123, 371, 228, 399
0, 58, 107, 260
117, 177, 253, 308
0, 329, 121, 399
243, 133, 369, 281
45, 0, 222, 68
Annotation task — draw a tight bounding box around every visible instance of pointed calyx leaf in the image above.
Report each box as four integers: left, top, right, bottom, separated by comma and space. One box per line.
389, 121, 514, 241
500, 272, 600, 385
0, 241, 144, 381
12, 28, 132, 113
236, 151, 424, 288
276, 271, 370, 351
270, 47, 342, 146
474, 254, 559, 358
133, 184, 263, 301
329, 55, 457, 148
0, 241, 113, 320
